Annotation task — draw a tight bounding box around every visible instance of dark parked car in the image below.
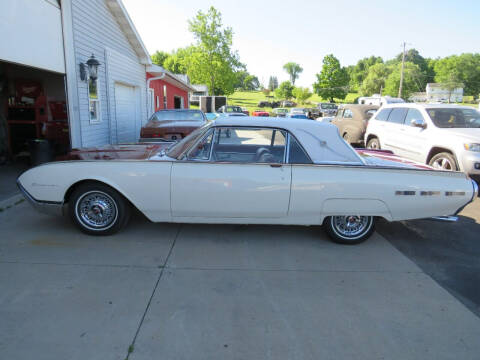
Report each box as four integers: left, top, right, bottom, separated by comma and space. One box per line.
140, 109, 207, 141
305, 108, 322, 119
317, 103, 338, 117
258, 101, 271, 108
331, 104, 379, 146
281, 100, 297, 107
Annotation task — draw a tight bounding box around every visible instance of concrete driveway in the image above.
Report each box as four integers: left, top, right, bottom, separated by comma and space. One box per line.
1, 202, 480, 360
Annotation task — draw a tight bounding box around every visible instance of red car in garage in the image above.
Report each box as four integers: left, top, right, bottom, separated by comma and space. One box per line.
140, 109, 207, 141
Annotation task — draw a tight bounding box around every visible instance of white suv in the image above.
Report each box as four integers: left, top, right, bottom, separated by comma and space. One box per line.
365, 103, 480, 181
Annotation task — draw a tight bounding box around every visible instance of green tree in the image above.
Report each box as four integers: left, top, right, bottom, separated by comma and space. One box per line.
383, 62, 423, 100
274, 81, 295, 99
283, 62, 303, 85
313, 54, 349, 102
162, 47, 193, 74
243, 74, 260, 90
434, 54, 480, 96
268, 76, 274, 91
359, 63, 391, 96
349, 56, 383, 90
292, 87, 312, 104
268, 76, 279, 91
151, 50, 170, 67
187, 6, 241, 95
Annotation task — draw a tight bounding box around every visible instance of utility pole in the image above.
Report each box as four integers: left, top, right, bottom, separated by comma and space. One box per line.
398, 41, 406, 98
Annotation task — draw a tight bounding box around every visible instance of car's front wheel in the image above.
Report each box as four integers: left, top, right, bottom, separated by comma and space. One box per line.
69, 182, 131, 235
428, 152, 458, 171
323, 215, 375, 245
366, 137, 380, 150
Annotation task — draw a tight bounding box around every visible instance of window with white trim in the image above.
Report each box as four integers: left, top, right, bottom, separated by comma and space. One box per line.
88, 77, 101, 123
163, 85, 167, 109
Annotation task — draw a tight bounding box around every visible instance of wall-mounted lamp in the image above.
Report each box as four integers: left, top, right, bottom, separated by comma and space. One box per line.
80, 54, 101, 81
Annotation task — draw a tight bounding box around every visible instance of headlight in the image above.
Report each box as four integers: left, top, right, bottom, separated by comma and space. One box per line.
464, 143, 480, 152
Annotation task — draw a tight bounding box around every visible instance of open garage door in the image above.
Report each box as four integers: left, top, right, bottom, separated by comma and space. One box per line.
115, 83, 136, 143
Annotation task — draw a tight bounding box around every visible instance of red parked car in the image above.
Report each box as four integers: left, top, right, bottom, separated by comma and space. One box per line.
140, 109, 207, 141
251, 110, 270, 117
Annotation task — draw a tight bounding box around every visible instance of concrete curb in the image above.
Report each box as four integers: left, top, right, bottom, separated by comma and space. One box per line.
0, 193, 24, 210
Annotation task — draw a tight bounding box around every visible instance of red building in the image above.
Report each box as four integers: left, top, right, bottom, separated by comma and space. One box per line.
146, 65, 195, 116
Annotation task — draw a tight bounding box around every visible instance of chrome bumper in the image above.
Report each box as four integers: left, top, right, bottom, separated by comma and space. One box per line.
16, 180, 64, 216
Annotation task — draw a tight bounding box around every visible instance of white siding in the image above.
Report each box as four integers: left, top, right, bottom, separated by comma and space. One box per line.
70, 0, 146, 147
106, 48, 146, 143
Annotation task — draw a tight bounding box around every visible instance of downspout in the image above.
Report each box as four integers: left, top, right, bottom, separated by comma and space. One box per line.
146, 72, 166, 116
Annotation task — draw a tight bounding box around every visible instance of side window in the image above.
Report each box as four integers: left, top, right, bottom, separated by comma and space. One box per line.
387, 108, 408, 124
365, 109, 377, 119
212, 127, 286, 163
288, 135, 312, 164
375, 108, 391, 121
336, 109, 344, 118
187, 129, 214, 160
88, 78, 101, 124
343, 109, 353, 118
404, 108, 424, 125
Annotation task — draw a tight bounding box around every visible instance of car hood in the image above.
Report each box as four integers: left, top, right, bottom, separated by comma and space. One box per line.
356, 149, 432, 170
58, 143, 172, 161
144, 120, 204, 129
438, 128, 480, 142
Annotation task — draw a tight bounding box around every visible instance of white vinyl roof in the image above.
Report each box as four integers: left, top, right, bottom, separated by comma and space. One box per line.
212, 117, 363, 165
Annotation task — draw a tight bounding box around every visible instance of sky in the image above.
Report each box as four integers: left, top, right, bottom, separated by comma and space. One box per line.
122, 0, 480, 88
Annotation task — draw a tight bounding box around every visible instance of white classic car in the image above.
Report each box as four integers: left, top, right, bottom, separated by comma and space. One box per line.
17, 117, 478, 244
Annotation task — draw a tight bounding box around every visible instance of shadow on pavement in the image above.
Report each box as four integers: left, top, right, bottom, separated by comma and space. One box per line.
377, 209, 480, 318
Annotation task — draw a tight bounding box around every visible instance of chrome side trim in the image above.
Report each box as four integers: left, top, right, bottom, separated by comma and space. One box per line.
430, 216, 458, 222
16, 180, 64, 217
445, 191, 466, 196
420, 191, 441, 196
395, 191, 416, 195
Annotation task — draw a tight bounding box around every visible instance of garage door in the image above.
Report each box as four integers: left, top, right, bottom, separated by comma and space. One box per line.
115, 83, 136, 143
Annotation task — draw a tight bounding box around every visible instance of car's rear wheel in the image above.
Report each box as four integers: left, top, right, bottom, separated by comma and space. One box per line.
429, 152, 458, 171
69, 183, 131, 235
366, 137, 380, 150
323, 215, 375, 245
342, 132, 350, 143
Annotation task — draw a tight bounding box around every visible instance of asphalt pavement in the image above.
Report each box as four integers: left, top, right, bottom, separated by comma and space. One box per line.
1, 201, 480, 360
378, 197, 480, 317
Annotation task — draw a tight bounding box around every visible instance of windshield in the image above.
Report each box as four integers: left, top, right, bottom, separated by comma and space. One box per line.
320, 104, 337, 110
427, 108, 480, 128
151, 110, 205, 122
166, 123, 212, 158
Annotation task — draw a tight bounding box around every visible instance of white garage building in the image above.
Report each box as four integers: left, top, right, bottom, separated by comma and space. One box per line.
0, 0, 151, 151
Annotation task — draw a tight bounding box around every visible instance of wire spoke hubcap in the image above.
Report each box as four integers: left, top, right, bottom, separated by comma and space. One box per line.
76, 191, 118, 230
432, 157, 452, 170
332, 215, 370, 238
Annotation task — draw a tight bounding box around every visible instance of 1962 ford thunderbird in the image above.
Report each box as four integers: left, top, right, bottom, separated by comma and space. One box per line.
17, 117, 478, 244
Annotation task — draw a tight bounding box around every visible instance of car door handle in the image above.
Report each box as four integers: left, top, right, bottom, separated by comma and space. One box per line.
270, 164, 282, 168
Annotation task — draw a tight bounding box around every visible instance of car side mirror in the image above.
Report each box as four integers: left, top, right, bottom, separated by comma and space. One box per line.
411, 119, 426, 128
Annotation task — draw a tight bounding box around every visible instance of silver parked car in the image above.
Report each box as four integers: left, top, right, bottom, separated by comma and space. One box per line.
365, 103, 480, 181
